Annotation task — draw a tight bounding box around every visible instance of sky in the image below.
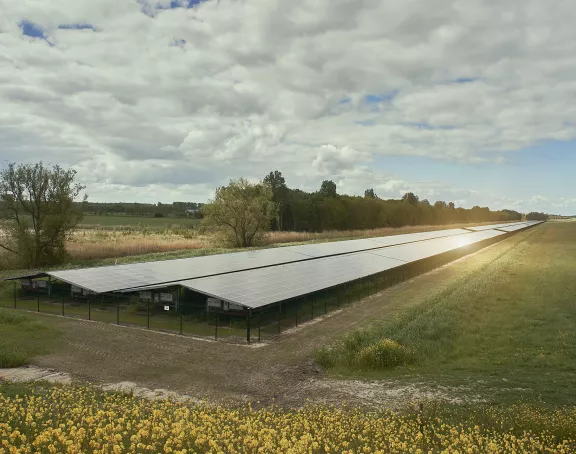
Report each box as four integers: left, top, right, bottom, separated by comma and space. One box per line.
1, 0, 575, 214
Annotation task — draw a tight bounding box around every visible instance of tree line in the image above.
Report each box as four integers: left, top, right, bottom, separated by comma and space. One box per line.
0, 162, 542, 267
262, 170, 523, 232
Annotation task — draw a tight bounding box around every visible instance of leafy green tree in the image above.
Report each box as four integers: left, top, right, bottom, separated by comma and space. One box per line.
434, 201, 447, 209
263, 170, 289, 230
319, 180, 337, 198
0, 162, 87, 268
364, 188, 377, 198
203, 178, 277, 247
401, 192, 419, 206
448, 202, 455, 210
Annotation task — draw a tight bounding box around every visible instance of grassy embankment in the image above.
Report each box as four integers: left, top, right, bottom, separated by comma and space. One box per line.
0, 308, 60, 367
317, 222, 576, 404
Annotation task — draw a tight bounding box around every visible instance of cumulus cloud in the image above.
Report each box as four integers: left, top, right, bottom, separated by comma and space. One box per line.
0, 0, 575, 212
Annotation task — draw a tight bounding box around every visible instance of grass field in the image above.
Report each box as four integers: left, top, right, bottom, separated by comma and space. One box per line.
0, 308, 60, 367
317, 222, 576, 404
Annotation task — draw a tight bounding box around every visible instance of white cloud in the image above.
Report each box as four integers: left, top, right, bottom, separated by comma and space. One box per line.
1, 0, 575, 213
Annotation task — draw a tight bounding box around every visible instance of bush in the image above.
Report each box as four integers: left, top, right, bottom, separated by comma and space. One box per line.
154, 213, 164, 218
355, 338, 414, 369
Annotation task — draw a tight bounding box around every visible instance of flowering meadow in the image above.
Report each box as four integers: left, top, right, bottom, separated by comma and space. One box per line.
1, 385, 575, 453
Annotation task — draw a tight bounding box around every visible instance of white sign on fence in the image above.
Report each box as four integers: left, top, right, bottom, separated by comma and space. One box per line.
164, 305, 170, 311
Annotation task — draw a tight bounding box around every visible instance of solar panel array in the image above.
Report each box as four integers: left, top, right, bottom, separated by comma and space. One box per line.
46, 227, 478, 293
179, 229, 509, 309
18, 220, 539, 298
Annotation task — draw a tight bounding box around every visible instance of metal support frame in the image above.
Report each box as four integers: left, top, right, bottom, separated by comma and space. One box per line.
277, 302, 282, 334
246, 310, 251, 344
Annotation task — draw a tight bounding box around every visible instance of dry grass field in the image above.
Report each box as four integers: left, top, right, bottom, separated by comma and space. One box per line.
64, 221, 503, 263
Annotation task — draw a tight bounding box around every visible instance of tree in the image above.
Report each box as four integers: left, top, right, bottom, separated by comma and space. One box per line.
203, 178, 277, 247
526, 212, 548, 221
364, 188, 377, 198
263, 170, 289, 230
448, 202, 455, 210
401, 192, 419, 206
434, 201, 447, 209
0, 162, 87, 268
319, 180, 337, 198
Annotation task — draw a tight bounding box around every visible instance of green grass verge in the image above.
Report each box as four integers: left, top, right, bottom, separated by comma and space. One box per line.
0, 309, 60, 368
316, 223, 576, 404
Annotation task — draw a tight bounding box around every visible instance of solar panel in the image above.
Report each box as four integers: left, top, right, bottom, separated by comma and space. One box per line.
179, 229, 508, 309
466, 221, 526, 231
496, 223, 530, 232
47, 227, 472, 293
368, 229, 505, 262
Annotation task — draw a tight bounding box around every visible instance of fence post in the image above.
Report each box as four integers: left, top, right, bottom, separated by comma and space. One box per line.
147, 299, 150, 329
62, 296, 64, 316
117, 301, 120, 325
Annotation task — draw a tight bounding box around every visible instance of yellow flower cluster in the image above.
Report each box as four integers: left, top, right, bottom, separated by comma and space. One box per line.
0, 386, 574, 453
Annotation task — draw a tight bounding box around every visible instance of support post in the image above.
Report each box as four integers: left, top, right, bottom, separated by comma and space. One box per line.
246, 310, 251, 344
117, 301, 120, 325
147, 299, 150, 329
277, 303, 282, 334
37, 292, 40, 312
295, 304, 298, 327
311, 297, 314, 319
179, 311, 183, 335
48, 275, 52, 297
13, 281, 16, 309
258, 317, 261, 343
347, 282, 351, 305
324, 297, 327, 314
62, 296, 64, 316
88, 297, 91, 320
215, 312, 218, 340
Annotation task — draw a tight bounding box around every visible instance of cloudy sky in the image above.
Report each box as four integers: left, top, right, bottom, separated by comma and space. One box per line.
1, 0, 575, 214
